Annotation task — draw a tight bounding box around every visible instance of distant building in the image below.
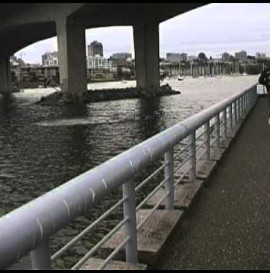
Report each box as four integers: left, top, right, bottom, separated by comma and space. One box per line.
19, 65, 59, 88
166, 53, 181, 63
87, 55, 112, 70
235, 50, 247, 61
256, 52, 266, 60
222, 52, 231, 62
180, 53, 188, 62
88, 41, 103, 57
110, 53, 132, 66
111, 53, 132, 60
10, 55, 26, 67
187, 55, 197, 61
42, 52, 58, 66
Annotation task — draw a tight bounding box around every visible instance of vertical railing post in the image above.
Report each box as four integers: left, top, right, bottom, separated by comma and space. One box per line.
253, 87, 257, 105
234, 101, 237, 127
238, 98, 241, 120
243, 93, 245, 115
244, 93, 246, 113
204, 121, 210, 161
188, 132, 196, 182
223, 108, 227, 142
215, 114, 220, 148
229, 104, 233, 133
248, 91, 250, 110
246, 91, 249, 110
122, 179, 138, 264
164, 148, 174, 210
247, 91, 249, 110
30, 240, 51, 270
236, 99, 239, 123
239, 96, 242, 119
247, 90, 250, 110
248, 90, 251, 110
242, 95, 245, 116
244, 93, 247, 115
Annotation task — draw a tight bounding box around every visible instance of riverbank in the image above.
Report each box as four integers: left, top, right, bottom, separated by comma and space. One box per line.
36, 84, 180, 105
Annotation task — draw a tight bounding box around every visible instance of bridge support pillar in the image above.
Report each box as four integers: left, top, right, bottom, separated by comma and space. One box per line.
0, 57, 11, 94
133, 21, 160, 89
56, 17, 87, 98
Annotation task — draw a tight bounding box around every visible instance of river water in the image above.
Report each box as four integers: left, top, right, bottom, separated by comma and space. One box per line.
0, 75, 258, 268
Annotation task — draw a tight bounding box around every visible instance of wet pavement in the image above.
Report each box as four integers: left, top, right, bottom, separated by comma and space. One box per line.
153, 97, 270, 270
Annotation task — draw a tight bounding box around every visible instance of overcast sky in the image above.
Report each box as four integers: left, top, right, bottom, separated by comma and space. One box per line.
15, 3, 270, 63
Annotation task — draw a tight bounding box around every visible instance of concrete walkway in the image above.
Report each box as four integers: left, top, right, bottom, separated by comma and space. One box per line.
152, 97, 270, 270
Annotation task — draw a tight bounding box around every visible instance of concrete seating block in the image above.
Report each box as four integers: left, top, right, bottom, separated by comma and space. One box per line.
220, 137, 232, 149
196, 159, 217, 181
210, 147, 226, 161
80, 257, 146, 270
98, 209, 183, 265
228, 122, 242, 138
145, 179, 204, 210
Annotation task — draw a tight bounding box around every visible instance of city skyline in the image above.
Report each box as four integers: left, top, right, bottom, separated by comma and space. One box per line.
15, 45, 267, 66
15, 3, 270, 63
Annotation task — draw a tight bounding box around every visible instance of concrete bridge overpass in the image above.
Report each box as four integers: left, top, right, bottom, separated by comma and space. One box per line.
0, 3, 205, 95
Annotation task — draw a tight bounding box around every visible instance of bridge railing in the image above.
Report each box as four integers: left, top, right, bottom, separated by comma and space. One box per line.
0, 84, 257, 270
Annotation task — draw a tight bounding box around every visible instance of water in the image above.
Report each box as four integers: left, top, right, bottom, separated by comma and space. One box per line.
0, 75, 258, 268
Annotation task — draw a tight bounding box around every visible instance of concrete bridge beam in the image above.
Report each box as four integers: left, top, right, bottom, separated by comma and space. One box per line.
133, 22, 160, 89
0, 57, 11, 94
56, 17, 87, 97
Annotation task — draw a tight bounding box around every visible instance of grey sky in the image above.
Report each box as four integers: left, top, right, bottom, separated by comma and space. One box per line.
15, 3, 270, 63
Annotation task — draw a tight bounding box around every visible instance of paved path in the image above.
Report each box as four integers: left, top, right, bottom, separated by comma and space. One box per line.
152, 97, 270, 270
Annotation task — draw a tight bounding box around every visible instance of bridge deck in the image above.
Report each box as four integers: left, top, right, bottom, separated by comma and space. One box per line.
152, 97, 270, 270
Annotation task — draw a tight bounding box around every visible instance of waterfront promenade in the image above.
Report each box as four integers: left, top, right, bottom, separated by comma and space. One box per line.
0, 81, 262, 270
153, 96, 270, 270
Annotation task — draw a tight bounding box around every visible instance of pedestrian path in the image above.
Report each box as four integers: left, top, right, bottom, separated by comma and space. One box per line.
152, 97, 270, 270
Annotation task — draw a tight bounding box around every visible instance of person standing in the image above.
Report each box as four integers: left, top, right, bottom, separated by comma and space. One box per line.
258, 66, 270, 124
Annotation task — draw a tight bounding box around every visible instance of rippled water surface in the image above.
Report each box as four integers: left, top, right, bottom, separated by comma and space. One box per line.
0, 75, 258, 268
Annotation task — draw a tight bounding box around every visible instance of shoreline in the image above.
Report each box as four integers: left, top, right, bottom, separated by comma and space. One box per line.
36, 84, 181, 105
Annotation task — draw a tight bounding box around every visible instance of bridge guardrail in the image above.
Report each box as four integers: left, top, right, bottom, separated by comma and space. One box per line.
0, 84, 257, 270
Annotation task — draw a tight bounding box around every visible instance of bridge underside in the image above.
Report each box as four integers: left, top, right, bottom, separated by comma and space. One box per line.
0, 3, 206, 95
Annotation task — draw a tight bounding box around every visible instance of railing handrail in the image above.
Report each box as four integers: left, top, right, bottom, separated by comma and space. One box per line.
0, 84, 257, 269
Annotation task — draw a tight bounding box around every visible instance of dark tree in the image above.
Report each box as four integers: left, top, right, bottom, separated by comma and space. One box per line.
198, 52, 208, 61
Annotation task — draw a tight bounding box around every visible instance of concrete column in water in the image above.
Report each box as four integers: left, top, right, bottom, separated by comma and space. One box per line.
0, 57, 11, 94
56, 17, 87, 97
133, 21, 160, 89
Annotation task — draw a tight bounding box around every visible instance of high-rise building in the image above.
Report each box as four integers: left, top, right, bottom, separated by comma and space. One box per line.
88, 41, 103, 57
180, 53, 188, 62
166, 53, 181, 63
187, 55, 197, 61
109, 53, 132, 66
42, 52, 58, 66
110, 53, 131, 59
235, 50, 247, 61
87, 56, 112, 70
256, 52, 266, 60
222, 52, 231, 61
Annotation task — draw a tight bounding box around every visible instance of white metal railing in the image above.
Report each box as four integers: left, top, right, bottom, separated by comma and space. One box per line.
0, 84, 257, 270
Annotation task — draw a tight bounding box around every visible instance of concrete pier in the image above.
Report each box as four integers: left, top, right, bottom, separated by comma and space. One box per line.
133, 21, 160, 89
0, 57, 11, 93
56, 18, 87, 97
